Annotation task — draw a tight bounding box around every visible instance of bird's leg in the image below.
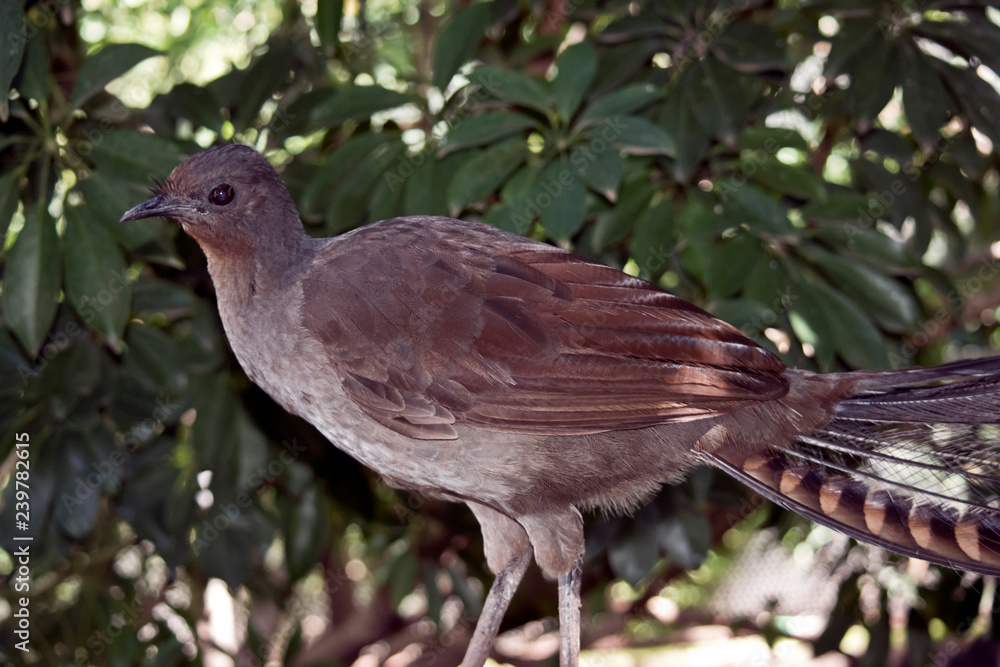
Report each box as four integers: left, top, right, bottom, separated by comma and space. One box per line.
558, 550, 584, 667
463, 501, 534, 667
462, 543, 533, 667
519, 508, 585, 667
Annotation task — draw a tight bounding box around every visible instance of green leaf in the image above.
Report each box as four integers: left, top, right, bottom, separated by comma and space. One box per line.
659, 92, 707, 182
602, 116, 674, 156
0, 168, 22, 241
809, 226, 915, 269
90, 130, 188, 184
851, 160, 933, 252
326, 141, 408, 232
424, 563, 444, 623
3, 205, 59, 356
941, 63, 1000, 147
315, 0, 344, 51
0, 331, 27, 434
590, 178, 652, 251
914, 19, 1000, 85
750, 159, 827, 201
717, 181, 791, 234
131, 278, 195, 317
368, 170, 406, 221
740, 126, 809, 152
233, 42, 295, 129
678, 193, 725, 238
433, 3, 491, 90
656, 508, 709, 569
404, 159, 448, 216
447, 139, 527, 213
743, 253, 788, 310
145, 82, 224, 134
142, 638, 186, 667
83, 429, 123, 494
501, 162, 542, 208
789, 281, 836, 369
469, 66, 551, 115
388, 551, 419, 606
800, 190, 870, 222
711, 298, 776, 338
443, 110, 538, 153
55, 438, 102, 539
861, 129, 916, 165
553, 41, 597, 121
35, 333, 105, 410
794, 279, 889, 369
284, 483, 331, 582
536, 157, 587, 241
573, 144, 623, 201
484, 203, 523, 235
441, 110, 538, 155
687, 58, 749, 147
629, 201, 674, 280
302, 133, 393, 214
195, 503, 264, 590
82, 171, 181, 267
500, 162, 544, 234
899, 41, 950, 150
578, 83, 662, 126
814, 573, 863, 655
683, 233, 761, 301
125, 323, 186, 394
825, 22, 879, 77
71, 44, 161, 109
712, 22, 786, 73
16, 31, 48, 107
800, 246, 920, 334
191, 376, 239, 469
63, 206, 131, 352
847, 36, 900, 128
309, 84, 411, 128
0, 0, 26, 121
608, 508, 660, 586
234, 413, 270, 494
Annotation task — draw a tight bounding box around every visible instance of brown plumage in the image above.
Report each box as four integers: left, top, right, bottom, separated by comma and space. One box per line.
122, 144, 1000, 666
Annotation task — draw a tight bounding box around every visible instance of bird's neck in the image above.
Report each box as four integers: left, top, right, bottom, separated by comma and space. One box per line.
202, 229, 315, 306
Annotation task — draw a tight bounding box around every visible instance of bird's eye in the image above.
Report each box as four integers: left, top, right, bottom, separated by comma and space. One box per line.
209, 184, 235, 206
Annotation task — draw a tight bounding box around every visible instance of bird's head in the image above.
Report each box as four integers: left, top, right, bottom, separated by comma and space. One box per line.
120, 143, 302, 254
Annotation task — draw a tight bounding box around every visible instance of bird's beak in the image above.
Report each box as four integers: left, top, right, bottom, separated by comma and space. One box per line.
119, 193, 199, 223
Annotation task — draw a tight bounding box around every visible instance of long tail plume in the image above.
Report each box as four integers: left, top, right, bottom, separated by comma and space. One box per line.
705, 356, 1000, 574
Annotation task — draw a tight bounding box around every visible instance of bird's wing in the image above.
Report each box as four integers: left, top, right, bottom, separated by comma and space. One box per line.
301, 217, 787, 440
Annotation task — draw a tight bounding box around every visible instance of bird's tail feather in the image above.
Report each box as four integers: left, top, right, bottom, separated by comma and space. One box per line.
705, 356, 1000, 575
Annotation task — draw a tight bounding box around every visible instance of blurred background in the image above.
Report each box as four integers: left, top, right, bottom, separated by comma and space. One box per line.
3, 0, 1000, 665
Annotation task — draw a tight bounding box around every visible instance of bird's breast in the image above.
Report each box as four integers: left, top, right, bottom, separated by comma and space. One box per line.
216, 283, 522, 504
